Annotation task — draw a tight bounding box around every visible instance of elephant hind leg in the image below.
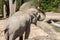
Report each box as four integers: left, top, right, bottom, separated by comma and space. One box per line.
4, 31, 9, 40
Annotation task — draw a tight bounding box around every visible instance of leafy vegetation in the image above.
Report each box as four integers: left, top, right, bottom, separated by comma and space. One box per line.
0, 0, 2, 15
40, 0, 60, 12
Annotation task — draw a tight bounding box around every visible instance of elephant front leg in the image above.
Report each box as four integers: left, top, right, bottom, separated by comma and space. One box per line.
19, 36, 23, 40
25, 26, 30, 39
9, 33, 15, 40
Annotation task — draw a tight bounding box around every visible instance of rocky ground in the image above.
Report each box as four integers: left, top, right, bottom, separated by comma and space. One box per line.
0, 19, 48, 40
0, 12, 60, 40
0, 19, 60, 40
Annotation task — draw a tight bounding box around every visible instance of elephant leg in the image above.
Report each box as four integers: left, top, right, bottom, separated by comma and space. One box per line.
19, 36, 23, 40
9, 33, 15, 40
25, 26, 30, 39
5, 31, 9, 40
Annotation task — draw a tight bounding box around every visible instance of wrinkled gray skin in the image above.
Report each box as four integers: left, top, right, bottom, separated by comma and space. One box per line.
4, 8, 40, 40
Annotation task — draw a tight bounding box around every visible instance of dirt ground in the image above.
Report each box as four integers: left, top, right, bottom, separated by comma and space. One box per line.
0, 19, 48, 40
0, 12, 60, 40
0, 18, 60, 40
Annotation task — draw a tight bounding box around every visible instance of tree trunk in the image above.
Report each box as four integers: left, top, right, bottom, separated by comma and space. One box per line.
9, 0, 14, 16
2, 0, 7, 18
9, 0, 18, 16
37, 0, 40, 10
13, 0, 18, 13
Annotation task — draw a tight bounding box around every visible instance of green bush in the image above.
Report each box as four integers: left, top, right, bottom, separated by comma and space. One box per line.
0, 0, 2, 15
40, 0, 60, 12
20, 0, 60, 12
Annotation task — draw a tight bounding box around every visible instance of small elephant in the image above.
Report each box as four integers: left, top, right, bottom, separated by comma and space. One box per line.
4, 8, 40, 40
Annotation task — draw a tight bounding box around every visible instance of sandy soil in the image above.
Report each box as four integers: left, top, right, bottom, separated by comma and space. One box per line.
0, 12, 60, 40
0, 19, 48, 40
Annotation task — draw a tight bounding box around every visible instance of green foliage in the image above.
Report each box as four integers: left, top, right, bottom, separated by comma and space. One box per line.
19, 0, 60, 12
40, 0, 60, 12
0, 0, 2, 15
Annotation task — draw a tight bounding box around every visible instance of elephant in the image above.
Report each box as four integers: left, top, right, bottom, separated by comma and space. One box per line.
2, 1, 45, 40
3, 8, 41, 40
